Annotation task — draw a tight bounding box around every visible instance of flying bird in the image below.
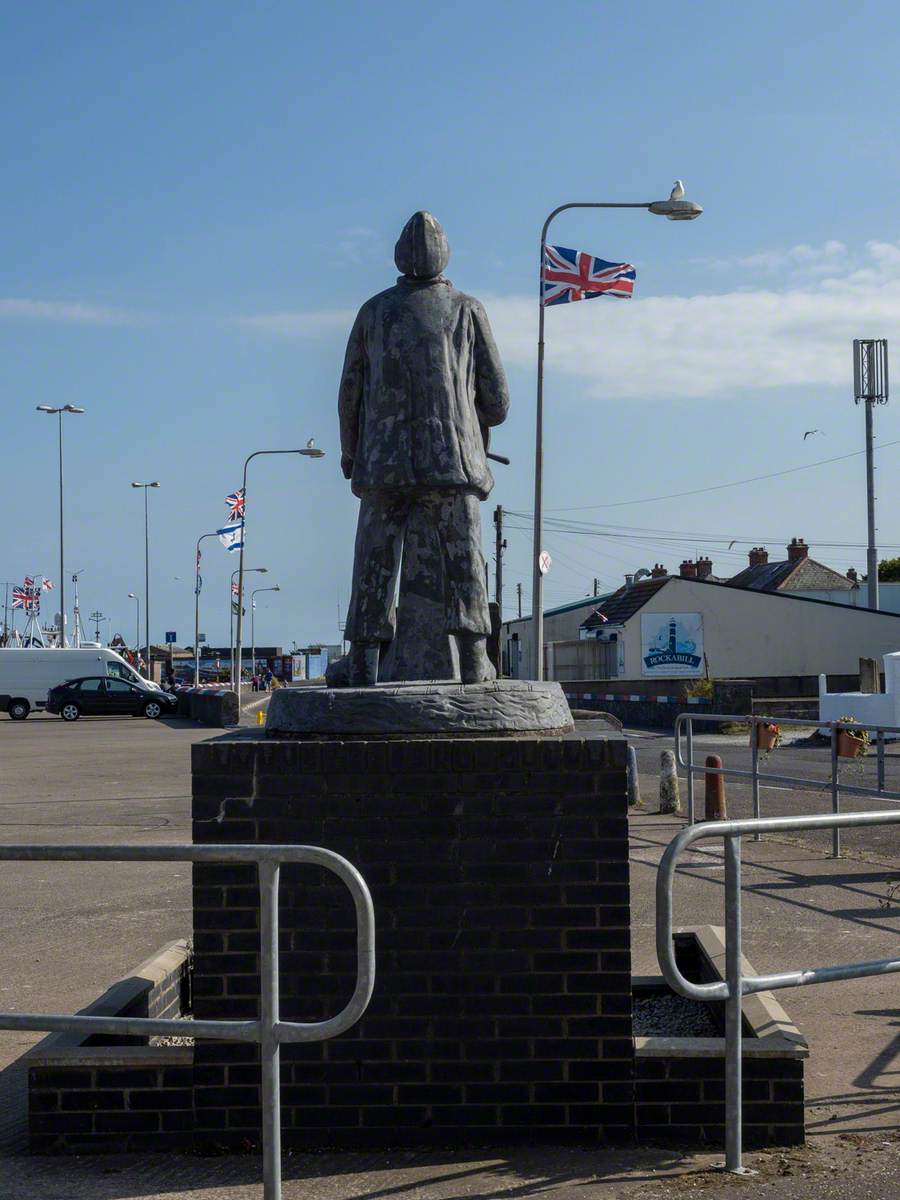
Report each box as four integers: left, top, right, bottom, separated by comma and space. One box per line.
670, 180, 685, 201
803, 429, 821, 440
727, 539, 738, 549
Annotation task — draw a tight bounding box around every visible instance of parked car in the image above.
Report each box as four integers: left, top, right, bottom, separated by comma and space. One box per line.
0, 646, 160, 720
46, 676, 179, 721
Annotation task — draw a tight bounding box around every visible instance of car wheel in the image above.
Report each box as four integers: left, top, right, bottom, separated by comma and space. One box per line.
144, 700, 163, 719
60, 703, 80, 722
8, 699, 30, 721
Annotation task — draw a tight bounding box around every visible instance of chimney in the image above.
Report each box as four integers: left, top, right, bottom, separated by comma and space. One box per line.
847, 567, 859, 583
650, 563, 668, 579
787, 537, 809, 564
624, 574, 634, 589
679, 560, 698, 579
696, 555, 713, 579
748, 546, 769, 567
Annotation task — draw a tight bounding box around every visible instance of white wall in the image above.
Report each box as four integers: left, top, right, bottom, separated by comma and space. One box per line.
620, 578, 900, 679
503, 596, 606, 679
792, 582, 900, 615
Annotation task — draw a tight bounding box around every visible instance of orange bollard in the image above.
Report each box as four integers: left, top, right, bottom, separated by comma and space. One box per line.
704, 754, 727, 820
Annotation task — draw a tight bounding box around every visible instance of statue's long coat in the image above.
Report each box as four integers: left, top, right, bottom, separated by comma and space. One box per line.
338, 223, 509, 500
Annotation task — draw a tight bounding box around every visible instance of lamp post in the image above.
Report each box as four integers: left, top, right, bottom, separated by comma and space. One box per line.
251, 586, 281, 681
193, 532, 218, 686
128, 592, 140, 653
36, 404, 85, 646
231, 567, 267, 687
131, 482, 160, 679
234, 442, 325, 705
530, 186, 703, 679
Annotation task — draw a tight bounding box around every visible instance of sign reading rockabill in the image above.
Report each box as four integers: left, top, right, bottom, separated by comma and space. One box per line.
641, 612, 704, 677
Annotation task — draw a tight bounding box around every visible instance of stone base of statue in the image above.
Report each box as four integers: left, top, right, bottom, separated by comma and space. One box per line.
266, 678, 573, 737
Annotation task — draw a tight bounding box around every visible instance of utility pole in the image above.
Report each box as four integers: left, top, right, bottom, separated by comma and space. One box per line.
90, 610, 105, 643
493, 505, 506, 619
517, 582, 523, 619
853, 339, 888, 610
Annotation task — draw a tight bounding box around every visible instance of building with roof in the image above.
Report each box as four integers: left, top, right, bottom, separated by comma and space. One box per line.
726, 538, 857, 595
502, 572, 900, 685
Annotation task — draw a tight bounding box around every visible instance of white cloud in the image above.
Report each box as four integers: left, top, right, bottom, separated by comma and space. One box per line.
486, 239, 900, 400
335, 226, 383, 264
696, 239, 849, 276
234, 308, 355, 337
0, 298, 126, 323
234, 239, 900, 401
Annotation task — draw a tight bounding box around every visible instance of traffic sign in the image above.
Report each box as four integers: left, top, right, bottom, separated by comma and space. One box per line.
165, 631, 177, 644
538, 550, 552, 575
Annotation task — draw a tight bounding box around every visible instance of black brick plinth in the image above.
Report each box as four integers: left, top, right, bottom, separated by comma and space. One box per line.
191, 734, 632, 1148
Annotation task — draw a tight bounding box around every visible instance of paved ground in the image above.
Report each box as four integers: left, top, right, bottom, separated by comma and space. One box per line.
0, 715, 896, 1198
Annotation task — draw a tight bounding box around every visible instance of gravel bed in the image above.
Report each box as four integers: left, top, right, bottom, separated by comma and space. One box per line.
633, 991, 718, 1037
151, 1014, 194, 1047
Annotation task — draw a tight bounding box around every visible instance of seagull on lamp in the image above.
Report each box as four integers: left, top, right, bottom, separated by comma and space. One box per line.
306, 438, 316, 449
670, 180, 685, 201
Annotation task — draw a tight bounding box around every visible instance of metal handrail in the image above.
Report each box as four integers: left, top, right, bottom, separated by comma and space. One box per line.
674, 712, 900, 856
656, 810, 900, 1174
0, 843, 376, 1200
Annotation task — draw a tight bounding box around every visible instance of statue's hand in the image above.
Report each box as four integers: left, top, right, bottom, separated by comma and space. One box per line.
341, 454, 354, 480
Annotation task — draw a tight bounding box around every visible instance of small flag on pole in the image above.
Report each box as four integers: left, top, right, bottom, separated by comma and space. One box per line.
217, 523, 244, 553
541, 245, 635, 306
225, 488, 245, 520
42, 579, 54, 591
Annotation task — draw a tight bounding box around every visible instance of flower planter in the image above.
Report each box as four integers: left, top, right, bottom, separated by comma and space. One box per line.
753, 723, 779, 752
838, 730, 867, 759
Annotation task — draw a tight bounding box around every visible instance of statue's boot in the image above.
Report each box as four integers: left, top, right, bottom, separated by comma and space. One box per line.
348, 642, 379, 687
457, 633, 496, 684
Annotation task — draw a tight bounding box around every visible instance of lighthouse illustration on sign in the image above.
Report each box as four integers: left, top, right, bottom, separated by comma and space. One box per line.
641, 613, 703, 676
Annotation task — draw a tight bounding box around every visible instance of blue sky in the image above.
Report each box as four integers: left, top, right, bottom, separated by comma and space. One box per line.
4, 0, 900, 647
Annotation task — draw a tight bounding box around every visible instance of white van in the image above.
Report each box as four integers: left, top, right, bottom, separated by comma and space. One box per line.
0, 647, 157, 720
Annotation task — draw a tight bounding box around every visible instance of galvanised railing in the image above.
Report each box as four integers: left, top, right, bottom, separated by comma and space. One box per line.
675, 712, 900, 856
0, 843, 376, 1200
656, 810, 900, 1173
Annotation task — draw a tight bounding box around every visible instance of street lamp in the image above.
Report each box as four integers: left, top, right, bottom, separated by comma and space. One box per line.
233, 441, 325, 705
251, 585, 281, 681
35, 403, 85, 646
231, 567, 267, 687
193, 532, 219, 686
127, 592, 140, 653
131, 482, 160, 678
530, 184, 703, 679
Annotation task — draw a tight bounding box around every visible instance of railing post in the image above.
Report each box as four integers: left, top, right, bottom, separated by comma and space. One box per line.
750, 722, 761, 841
877, 728, 885, 793
686, 718, 695, 825
724, 834, 749, 1174
259, 859, 282, 1200
830, 727, 841, 859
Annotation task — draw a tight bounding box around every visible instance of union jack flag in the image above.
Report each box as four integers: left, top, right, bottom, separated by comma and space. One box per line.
23, 576, 34, 589
12, 586, 38, 611
225, 488, 245, 520
42, 578, 53, 591
231, 581, 240, 597
541, 245, 636, 306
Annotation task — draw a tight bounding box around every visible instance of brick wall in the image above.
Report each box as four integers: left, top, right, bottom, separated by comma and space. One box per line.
635, 1053, 804, 1147
191, 734, 633, 1148
29, 1054, 195, 1154
27, 940, 193, 1153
